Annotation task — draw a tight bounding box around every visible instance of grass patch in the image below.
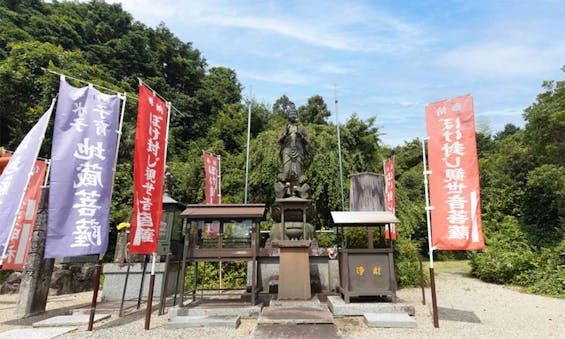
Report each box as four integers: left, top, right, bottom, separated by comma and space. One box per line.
423, 260, 471, 275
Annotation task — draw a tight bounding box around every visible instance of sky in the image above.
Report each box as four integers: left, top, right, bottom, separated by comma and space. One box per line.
106, 0, 565, 146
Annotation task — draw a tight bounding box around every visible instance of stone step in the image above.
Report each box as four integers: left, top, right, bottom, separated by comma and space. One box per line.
32, 314, 110, 328
250, 324, 342, 339
172, 303, 263, 318
258, 306, 333, 325
327, 295, 415, 316
269, 296, 322, 309
166, 315, 240, 329
363, 312, 417, 328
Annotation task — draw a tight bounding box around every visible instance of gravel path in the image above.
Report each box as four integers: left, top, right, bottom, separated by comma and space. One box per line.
0, 270, 563, 338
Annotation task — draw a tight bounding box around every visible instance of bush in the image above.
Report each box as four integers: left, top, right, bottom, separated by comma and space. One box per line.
470, 216, 535, 284
394, 237, 427, 288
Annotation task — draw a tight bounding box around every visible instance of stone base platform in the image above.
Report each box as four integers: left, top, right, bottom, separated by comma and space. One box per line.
327, 296, 415, 316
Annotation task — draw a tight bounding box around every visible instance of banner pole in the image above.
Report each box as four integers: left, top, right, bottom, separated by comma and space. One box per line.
145, 253, 157, 330
334, 86, 345, 211
0, 99, 55, 266
422, 138, 439, 328
244, 102, 251, 204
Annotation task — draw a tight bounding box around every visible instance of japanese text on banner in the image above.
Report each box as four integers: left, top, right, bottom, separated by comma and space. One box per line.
425, 95, 484, 250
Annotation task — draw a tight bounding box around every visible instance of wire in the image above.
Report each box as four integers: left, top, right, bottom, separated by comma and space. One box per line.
42, 68, 185, 117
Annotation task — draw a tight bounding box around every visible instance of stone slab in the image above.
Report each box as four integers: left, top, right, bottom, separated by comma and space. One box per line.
0, 327, 76, 339
102, 262, 179, 301
250, 324, 342, 339
166, 315, 240, 329
32, 314, 110, 327
327, 296, 415, 316
363, 312, 417, 328
258, 306, 333, 325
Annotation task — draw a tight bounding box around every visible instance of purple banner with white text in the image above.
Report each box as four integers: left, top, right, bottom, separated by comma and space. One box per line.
0, 106, 53, 259
45, 79, 120, 258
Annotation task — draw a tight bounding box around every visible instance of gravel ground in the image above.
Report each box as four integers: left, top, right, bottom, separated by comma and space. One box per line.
1, 271, 563, 338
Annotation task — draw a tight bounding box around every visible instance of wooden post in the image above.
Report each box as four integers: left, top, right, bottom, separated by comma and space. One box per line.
87, 259, 103, 331
158, 253, 171, 315
137, 255, 148, 309
419, 256, 426, 305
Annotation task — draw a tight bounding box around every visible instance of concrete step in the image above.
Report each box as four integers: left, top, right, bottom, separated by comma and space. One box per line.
364, 312, 417, 328
166, 315, 240, 329
0, 327, 77, 339
327, 295, 415, 316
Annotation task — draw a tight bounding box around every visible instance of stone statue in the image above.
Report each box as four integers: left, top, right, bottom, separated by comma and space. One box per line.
275, 105, 310, 199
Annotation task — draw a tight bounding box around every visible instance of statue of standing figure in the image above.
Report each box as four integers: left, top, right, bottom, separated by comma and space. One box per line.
276, 104, 310, 198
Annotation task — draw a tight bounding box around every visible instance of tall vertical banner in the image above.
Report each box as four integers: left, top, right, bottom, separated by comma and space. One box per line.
425, 95, 484, 250
203, 152, 220, 236
0, 106, 53, 262
203, 152, 220, 204
3, 160, 46, 269
46, 79, 121, 258
130, 84, 169, 254
384, 157, 397, 240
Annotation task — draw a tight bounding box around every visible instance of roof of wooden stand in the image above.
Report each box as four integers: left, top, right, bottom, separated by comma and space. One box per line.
181, 204, 266, 221
330, 211, 400, 226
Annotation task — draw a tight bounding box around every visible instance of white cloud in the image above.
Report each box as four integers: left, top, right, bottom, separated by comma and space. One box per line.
238, 69, 316, 86
438, 40, 565, 78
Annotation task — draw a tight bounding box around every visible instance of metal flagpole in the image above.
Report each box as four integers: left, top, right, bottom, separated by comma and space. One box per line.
335, 87, 345, 211
0, 98, 55, 266
422, 138, 439, 328
218, 153, 222, 291
244, 102, 251, 204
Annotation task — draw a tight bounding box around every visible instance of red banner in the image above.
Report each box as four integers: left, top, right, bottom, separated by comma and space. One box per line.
130, 84, 169, 254
426, 95, 484, 250
203, 152, 220, 204
384, 157, 397, 240
203, 152, 220, 236
3, 160, 46, 270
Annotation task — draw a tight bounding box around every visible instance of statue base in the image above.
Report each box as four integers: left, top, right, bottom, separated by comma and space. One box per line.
272, 240, 312, 300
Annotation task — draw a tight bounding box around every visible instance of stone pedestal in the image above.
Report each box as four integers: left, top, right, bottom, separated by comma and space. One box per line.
273, 240, 311, 300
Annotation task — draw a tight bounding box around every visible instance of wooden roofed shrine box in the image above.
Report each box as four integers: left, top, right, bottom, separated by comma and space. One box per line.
330, 211, 400, 303
180, 204, 266, 304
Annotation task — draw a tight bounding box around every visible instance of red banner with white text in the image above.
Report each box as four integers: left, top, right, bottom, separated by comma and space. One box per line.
426, 95, 484, 250
203, 152, 220, 204
384, 157, 397, 240
203, 152, 220, 236
130, 84, 169, 254
3, 160, 46, 270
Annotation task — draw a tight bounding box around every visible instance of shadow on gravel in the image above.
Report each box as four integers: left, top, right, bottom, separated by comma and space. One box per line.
438, 307, 481, 323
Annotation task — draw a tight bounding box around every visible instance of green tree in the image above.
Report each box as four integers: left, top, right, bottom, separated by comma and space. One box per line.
298, 95, 331, 124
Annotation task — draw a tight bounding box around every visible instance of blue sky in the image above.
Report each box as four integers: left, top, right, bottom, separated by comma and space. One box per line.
107, 0, 564, 146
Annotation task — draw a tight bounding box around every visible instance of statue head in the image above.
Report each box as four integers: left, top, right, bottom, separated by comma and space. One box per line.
288, 104, 298, 123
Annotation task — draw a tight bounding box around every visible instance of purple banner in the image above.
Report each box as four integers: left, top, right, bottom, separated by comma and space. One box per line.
45, 79, 120, 258
0, 104, 54, 260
